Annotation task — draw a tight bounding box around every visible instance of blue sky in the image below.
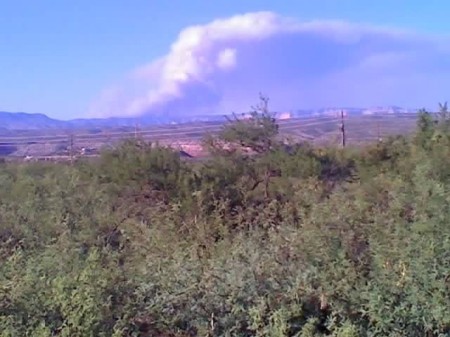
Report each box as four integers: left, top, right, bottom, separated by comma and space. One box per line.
1, 1, 450, 119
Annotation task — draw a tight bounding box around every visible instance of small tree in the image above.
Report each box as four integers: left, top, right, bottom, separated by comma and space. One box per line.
414, 109, 436, 150
436, 101, 450, 135
205, 94, 279, 156
415, 103, 450, 150
204, 95, 280, 198
438, 101, 449, 121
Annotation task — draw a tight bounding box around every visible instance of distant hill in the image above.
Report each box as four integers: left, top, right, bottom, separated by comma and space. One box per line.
0, 106, 419, 131
0, 111, 226, 130
0, 112, 66, 129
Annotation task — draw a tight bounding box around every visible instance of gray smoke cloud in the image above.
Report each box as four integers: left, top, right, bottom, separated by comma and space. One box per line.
89, 11, 450, 118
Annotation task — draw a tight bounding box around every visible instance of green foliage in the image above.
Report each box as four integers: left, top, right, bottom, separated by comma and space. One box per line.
0, 101, 449, 336
209, 94, 279, 155
98, 139, 184, 196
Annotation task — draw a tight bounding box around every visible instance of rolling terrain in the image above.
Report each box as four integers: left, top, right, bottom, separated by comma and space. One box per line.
0, 113, 420, 160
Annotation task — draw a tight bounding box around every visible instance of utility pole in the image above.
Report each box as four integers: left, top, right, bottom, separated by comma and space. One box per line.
105, 130, 110, 149
69, 134, 74, 165
340, 110, 346, 148
377, 121, 382, 142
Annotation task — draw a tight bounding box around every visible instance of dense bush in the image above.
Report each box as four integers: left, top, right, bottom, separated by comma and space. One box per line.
0, 101, 449, 336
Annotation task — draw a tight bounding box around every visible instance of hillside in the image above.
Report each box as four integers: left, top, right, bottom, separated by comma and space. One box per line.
0, 111, 65, 129
0, 106, 419, 131
0, 113, 420, 159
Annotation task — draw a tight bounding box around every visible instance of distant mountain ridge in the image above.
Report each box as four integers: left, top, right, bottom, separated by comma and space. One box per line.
0, 106, 419, 130
293, 106, 418, 117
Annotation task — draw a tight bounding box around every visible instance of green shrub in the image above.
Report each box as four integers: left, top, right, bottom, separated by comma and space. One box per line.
0, 103, 449, 336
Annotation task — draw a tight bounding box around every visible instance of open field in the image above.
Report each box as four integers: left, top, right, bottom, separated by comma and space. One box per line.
0, 113, 420, 160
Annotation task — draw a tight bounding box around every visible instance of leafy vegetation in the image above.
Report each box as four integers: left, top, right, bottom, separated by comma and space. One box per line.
0, 98, 449, 336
